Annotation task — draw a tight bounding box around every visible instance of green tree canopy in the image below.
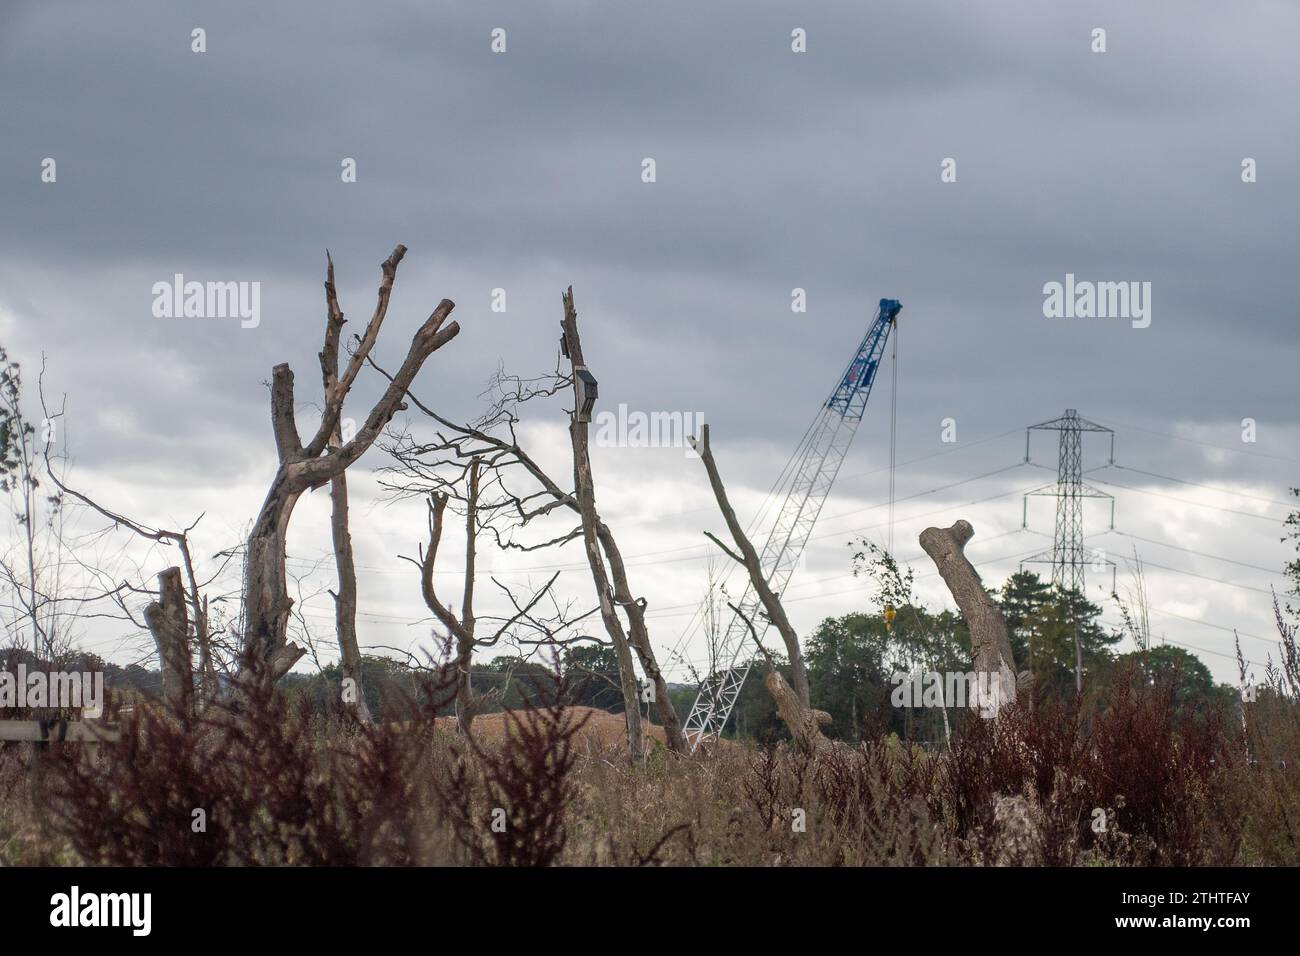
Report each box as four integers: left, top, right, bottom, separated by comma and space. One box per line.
998, 570, 1120, 695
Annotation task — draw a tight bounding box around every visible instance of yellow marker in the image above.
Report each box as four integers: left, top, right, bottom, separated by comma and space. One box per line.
884, 602, 897, 632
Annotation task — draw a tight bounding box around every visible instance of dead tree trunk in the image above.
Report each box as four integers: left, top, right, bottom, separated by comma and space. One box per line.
418, 492, 480, 736
321, 256, 371, 722
561, 288, 645, 761
413, 462, 559, 739
455, 458, 480, 735
918, 520, 1020, 711
689, 424, 811, 708
240, 245, 460, 687
145, 567, 193, 716
594, 521, 686, 753
734, 602, 831, 754
327, 454, 371, 719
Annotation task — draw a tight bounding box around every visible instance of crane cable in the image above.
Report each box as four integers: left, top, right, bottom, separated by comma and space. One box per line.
887, 316, 898, 556
883, 315, 949, 745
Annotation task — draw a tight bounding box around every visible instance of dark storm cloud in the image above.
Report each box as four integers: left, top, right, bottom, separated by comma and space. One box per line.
3, 0, 1295, 462
0, 1, 1296, 677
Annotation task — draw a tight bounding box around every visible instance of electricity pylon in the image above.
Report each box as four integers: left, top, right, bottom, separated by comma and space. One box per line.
1021, 409, 1115, 593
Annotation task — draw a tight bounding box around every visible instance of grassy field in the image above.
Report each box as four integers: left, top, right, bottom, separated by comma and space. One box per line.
2, 664, 1297, 868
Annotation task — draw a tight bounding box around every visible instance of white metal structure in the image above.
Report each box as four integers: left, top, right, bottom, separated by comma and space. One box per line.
682, 299, 900, 750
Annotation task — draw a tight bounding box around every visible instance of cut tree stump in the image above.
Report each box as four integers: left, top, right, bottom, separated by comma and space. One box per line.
918, 520, 1023, 712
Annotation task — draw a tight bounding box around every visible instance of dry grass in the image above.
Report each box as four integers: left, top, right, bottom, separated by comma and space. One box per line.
1, 663, 1297, 867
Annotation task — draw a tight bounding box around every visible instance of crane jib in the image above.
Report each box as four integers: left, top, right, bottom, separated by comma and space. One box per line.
683, 297, 902, 750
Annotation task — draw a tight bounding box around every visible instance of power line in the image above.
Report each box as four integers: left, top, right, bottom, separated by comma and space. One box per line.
1101, 529, 1285, 577
1123, 557, 1272, 596
645, 528, 1031, 620
300, 462, 1287, 643
1109, 464, 1294, 509
1142, 605, 1277, 650
1090, 417, 1300, 466
1081, 473, 1285, 523
282, 458, 1032, 580
264, 426, 1300, 686
1096, 618, 1268, 669
835, 427, 1022, 483
660, 465, 1035, 670
650, 538, 1041, 622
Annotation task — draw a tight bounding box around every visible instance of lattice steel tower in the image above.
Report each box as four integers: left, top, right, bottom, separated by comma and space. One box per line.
1022, 409, 1115, 593
681, 299, 901, 751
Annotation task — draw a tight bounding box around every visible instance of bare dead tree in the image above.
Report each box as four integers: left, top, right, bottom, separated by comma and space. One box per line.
6, 364, 236, 713
411, 457, 484, 733
0, 350, 77, 661
688, 423, 811, 708
438, 457, 482, 732
370, 289, 688, 757
38, 381, 230, 705
405, 447, 613, 738
240, 244, 459, 687
558, 288, 645, 760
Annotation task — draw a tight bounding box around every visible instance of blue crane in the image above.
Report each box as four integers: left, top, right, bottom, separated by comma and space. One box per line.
683, 298, 902, 750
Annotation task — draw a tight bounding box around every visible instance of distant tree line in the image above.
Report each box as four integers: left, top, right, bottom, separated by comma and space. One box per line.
716, 569, 1233, 746
30, 567, 1234, 741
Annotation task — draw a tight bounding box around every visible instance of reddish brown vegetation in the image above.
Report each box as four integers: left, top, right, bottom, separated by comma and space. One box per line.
0, 658, 1295, 866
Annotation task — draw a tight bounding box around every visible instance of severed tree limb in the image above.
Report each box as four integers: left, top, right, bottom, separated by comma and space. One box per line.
690, 424, 811, 708
702, 530, 742, 565
918, 520, 1021, 711
731, 602, 831, 754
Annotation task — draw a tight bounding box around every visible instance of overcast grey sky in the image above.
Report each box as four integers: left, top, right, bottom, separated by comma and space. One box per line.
1, 0, 1297, 686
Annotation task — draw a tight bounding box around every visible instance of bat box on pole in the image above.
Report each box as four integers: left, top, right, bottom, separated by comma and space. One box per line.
575, 366, 598, 423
